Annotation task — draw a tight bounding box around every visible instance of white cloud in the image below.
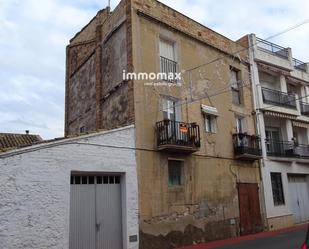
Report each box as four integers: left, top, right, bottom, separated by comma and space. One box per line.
0, 0, 309, 139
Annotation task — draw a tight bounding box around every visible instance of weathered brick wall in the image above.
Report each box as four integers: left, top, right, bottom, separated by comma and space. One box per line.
70, 8, 110, 45
237, 35, 250, 49
0, 126, 139, 249
102, 24, 127, 95
65, 0, 135, 136
67, 54, 97, 134
132, 0, 247, 60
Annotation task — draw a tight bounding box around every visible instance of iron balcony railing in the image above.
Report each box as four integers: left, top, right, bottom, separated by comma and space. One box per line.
294, 144, 309, 158
156, 120, 200, 149
233, 133, 262, 157
266, 139, 309, 158
293, 58, 307, 72
256, 37, 289, 59
160, 56, 178, 82
300, 102, 309, 116
262, 87, 297, 109
266, 139, 295, 157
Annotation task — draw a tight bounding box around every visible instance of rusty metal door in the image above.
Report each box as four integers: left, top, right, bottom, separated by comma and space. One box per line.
238, 183, 263, 235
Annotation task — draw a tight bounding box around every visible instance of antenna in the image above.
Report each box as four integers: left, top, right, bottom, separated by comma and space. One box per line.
108, 0, 111, 8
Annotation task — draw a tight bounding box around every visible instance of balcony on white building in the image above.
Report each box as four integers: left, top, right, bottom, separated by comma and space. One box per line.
264, 115, 309, 159
257, 67, 309, 120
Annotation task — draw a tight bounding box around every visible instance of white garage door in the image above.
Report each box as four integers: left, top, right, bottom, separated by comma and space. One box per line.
69, 175, 123, 249
288, 175, 309, 224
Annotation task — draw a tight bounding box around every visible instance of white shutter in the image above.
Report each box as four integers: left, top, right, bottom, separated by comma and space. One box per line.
211, 117, 217, 133
159, 39, 175, 61
175, 102, 181, 122
230, 70, 238, 89
236, 117, 241, 133
236, 117, 246, 133
163, 98, 168, 119
242, 118, 247, 133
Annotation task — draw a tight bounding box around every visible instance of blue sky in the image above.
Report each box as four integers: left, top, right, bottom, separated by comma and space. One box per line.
1, 0, 309, 139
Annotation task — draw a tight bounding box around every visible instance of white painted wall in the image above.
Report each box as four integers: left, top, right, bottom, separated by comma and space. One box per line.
261, 160, 309, 220
249, 34, 309, 225
0, 126, 139, 249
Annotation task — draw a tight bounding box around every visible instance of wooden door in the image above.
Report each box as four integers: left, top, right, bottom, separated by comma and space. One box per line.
238, 183, 263, 235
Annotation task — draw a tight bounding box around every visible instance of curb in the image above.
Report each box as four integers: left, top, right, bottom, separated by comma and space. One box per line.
177, 223, 308, 249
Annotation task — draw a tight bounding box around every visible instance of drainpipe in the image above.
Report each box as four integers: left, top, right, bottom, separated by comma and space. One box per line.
248, 34, 269, 231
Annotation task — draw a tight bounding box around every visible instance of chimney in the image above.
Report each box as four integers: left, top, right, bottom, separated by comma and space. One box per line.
25, 130, 29, 135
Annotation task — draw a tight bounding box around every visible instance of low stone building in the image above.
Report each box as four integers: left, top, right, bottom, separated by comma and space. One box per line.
0, 126, 139, 249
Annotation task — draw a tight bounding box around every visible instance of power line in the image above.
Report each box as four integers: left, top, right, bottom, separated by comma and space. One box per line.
0, 140, 242, 161
183, 18, 309, 73
154, 18, 309, 115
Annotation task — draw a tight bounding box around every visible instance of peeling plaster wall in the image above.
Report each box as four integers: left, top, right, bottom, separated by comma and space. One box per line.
0, 126, 139, 249
130, 0, 262, 247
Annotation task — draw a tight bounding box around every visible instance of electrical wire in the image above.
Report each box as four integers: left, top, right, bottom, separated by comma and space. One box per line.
183, 18, 309, 73
152, 18, 309, 115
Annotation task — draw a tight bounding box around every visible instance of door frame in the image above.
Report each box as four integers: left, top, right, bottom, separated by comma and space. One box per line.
237, 183, 263, 236
69, 172, 126, 249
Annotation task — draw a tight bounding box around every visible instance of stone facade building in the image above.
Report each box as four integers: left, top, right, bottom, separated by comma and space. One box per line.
65, 0, 264, 248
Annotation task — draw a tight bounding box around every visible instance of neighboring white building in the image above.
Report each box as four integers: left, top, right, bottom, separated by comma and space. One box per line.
0, 125, 139, 249
245, 34, 309, 230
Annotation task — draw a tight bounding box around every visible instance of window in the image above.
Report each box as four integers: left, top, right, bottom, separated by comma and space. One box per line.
271, 172, 285, 206
162, 98, 181, 121
79, 126, 85, 133
265, 127, 281, 154
159, 39, 175, 61
168, 160, 183, 186
159, 39, 177, 81
230, 68, 242, 105
205, 114, 217, 133
235, 116, 246, 133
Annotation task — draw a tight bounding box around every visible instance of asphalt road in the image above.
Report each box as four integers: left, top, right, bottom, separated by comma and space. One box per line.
214, 227, 307, 249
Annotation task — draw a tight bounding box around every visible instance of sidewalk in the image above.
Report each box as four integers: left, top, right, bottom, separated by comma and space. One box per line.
177, 223, 308, 249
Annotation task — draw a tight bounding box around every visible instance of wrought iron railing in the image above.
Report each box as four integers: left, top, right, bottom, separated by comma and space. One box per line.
156, 120, 200, 148
300, 102, 309, 116
256, 37, 289, 59
262, 87, 297, 109
294, 144, 309, 158
293, 58, 307, 72
266, 139, 295, 157
266, 140, 309, 158
233, 133, 262, 157
160, 56, 178, 82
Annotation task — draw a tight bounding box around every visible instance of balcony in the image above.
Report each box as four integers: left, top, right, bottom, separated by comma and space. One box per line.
293, 58, 307, 72
262, 88, 297, 109
233, 133, 262, 160
266, 139, 294, 157
156, 120, 200, 153
256, 38, 289, 59
294, 144, 309, 158
300, 102, 309, 116
160, 56, 177, 82
266, 139, 309, 158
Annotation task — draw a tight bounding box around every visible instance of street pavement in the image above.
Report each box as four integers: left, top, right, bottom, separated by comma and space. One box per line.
214, 227, 307, 249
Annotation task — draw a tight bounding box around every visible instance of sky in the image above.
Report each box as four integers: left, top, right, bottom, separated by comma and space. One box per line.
0, 0, 309, 139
